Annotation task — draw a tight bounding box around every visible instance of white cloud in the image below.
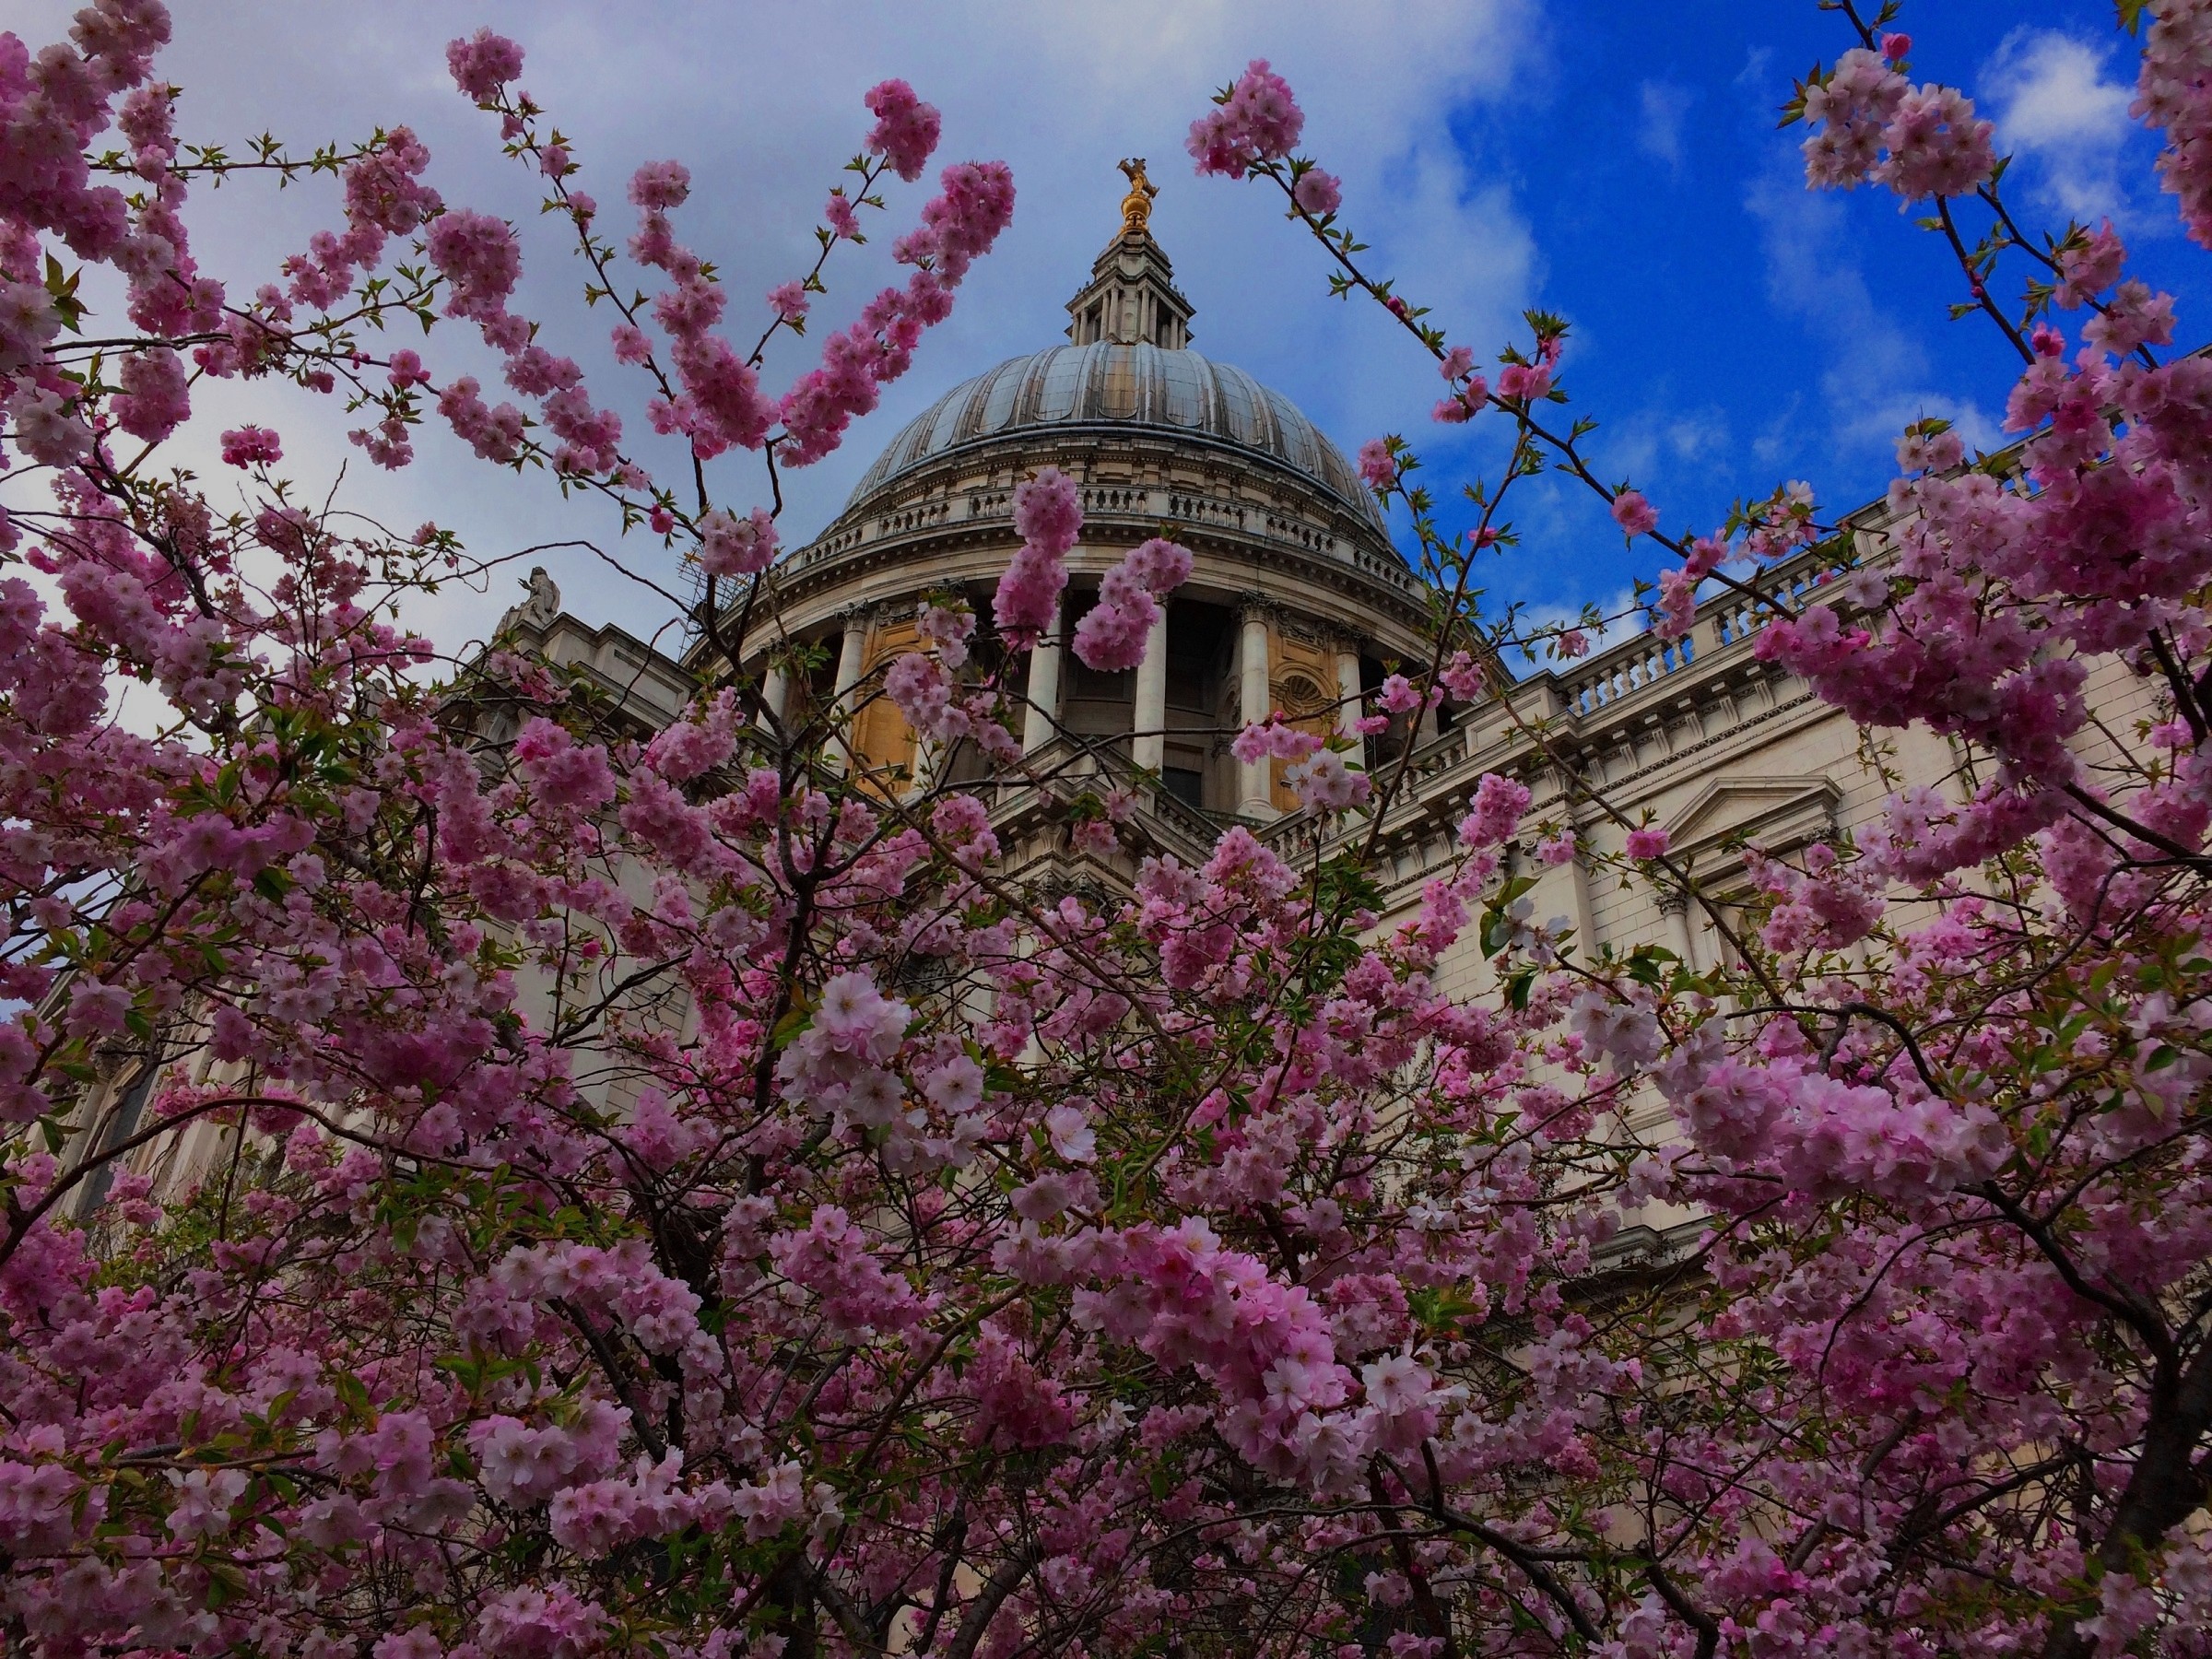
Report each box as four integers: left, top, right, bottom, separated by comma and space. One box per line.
1744, 161, 2000, 466
1636, 81, 1696, 173
1751, 393, 1802, 466
1606, 406, 1731, 484
1507, 582, 1648, 680
1982, 29, 2136, 222
10, 0, 1542, 651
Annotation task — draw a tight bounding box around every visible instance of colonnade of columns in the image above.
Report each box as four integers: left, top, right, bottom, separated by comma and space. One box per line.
776, 593, 1371, 819
757, 590, 1767, 1008
1022, 598, 1260, 782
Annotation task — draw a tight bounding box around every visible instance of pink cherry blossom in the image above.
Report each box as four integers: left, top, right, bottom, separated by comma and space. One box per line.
1878, 84, 1997, 199
2055, 219, 2125, 307
1045, 1102, 1096, 1162
2137, 0, 2212, 245
1291, 168, 1341, 217
111, 345, 188, 441
1187, 59, 1306, 180
696, 505, 778, 577
1287, 748, 1371, 814
427, 208, 521, 322
1072, 536, 1191, 672
1801, 47, 1908, 188
862, 79, 941, 182
766, 279, 808, 323
218, 425, 280, 467
1357, 438, 1395, 490
1458, 773, 1530, 849
774, 160, 1013, 467
994, 466, 1080, 646
1494, 360, 1552, 401
629, 159, 689, 211
1609, 488, 1658, 537
445, 28, 524, 102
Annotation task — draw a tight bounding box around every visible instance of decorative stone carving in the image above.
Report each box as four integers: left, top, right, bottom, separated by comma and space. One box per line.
1275, 613, 1337, 649
1274, 670, 1333, 719
500, 566, 561, 634
1663, 774, 1842, 873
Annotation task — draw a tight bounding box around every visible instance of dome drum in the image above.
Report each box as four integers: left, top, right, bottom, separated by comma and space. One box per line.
781, 470, 1417, 608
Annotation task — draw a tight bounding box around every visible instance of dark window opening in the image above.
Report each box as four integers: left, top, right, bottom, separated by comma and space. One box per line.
76, 1063, 156, 1218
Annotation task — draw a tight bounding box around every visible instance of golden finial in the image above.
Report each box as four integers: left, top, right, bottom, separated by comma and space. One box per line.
1117, 157, 1157, 235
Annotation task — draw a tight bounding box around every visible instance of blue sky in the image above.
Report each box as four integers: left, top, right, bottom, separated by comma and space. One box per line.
12, 2, 2199, 662
1418, 0, 2199, 637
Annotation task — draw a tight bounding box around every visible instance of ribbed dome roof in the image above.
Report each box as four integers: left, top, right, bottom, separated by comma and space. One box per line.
844, 343, 1383, 530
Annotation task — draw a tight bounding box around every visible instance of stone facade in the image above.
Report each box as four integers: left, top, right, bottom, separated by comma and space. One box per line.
389, 203, 2186, 1082
570, 206, 2095, 989
65, 196, 2168, 1242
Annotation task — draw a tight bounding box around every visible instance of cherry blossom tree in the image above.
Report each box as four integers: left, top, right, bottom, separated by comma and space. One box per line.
6, 2, 2212, 1657
1182, 4, 2212, 1653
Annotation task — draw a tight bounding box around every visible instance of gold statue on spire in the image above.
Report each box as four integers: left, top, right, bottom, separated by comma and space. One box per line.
1117, 157, 1157, 235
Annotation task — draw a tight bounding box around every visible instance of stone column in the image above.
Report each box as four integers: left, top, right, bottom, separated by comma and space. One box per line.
759, 662, 789, 724
1660, 895, 1700, 973
1132, 601, 1171, 773
1021, 602, 1062, 756
1556, 814, 1599, 964
1334, 642, 1364, 751
830, 610, 869, 775
1237, 605, 1275, 820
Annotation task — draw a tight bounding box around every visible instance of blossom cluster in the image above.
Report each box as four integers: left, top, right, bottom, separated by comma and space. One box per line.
2136, 0, 2212, 247
993, 465, 1081, 644
1800, 46, 1997, 200
1186, 58, 1305, 180
1071, 535, 1194, 672
4, 7, 2212, 1658
775, 156, 1013, 466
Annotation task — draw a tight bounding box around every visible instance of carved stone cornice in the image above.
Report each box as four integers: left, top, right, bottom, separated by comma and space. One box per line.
1234, 593, 1284, 627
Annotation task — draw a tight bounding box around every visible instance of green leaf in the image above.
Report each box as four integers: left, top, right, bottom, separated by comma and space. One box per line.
332, 1370, 372, 1420
1503, 967, 1535, 1011
202, 1560, 252, 1609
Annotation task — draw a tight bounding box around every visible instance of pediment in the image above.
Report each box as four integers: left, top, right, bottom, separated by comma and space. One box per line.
1663, 772, 1841, 874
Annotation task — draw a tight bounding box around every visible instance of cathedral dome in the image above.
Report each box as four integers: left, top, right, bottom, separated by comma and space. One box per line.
843, 342, 1384, 533
696, 166, 1443, 830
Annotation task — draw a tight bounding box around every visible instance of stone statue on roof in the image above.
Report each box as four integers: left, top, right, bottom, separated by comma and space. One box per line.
500, 565, 561, 634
